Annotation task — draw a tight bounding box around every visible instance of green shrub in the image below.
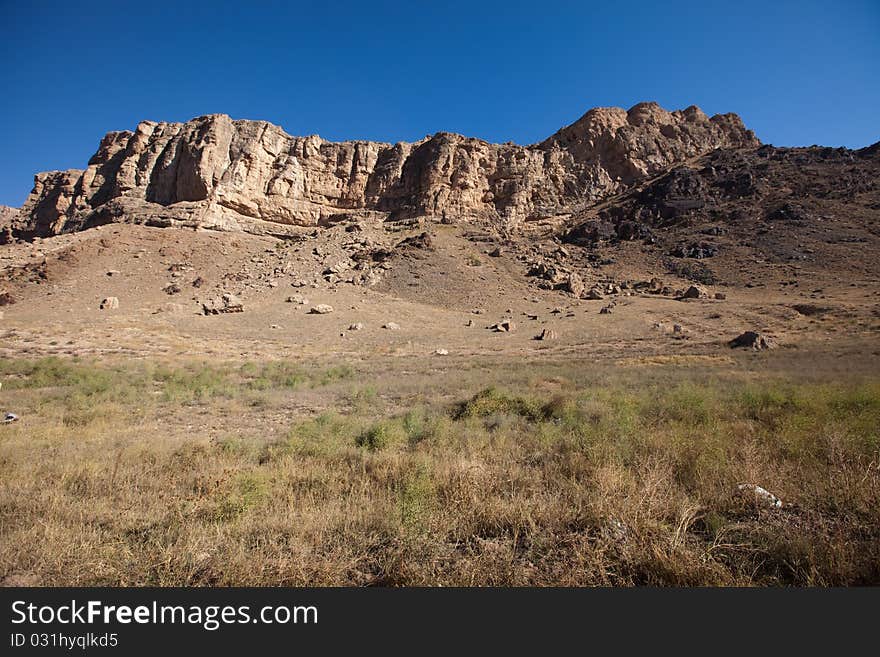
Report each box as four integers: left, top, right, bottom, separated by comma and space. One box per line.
454, 387, 542, 422
356, 421, 403, 451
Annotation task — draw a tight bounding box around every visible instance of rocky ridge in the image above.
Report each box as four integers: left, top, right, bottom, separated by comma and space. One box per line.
12, 102, 757, 239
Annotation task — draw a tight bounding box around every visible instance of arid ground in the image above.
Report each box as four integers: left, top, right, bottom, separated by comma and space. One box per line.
1, 211, 878, 585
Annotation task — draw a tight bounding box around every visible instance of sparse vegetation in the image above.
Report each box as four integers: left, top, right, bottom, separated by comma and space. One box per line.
1, 356, 878, 585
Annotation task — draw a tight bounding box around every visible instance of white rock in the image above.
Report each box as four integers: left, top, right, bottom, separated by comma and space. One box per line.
737, 483, 783, 508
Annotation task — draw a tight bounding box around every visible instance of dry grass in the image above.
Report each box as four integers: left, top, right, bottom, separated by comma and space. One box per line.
0, 355, 878, 586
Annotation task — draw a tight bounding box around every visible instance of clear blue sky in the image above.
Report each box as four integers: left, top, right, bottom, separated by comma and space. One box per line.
1, 0, 878, 207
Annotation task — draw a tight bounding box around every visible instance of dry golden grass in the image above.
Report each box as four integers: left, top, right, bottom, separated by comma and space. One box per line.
0, 355, 878, 586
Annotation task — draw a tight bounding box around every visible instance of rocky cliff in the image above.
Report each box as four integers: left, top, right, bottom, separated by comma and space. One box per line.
13, 102, 758, 239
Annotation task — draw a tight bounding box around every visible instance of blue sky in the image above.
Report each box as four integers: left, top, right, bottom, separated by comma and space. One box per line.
1, 0, 878, 207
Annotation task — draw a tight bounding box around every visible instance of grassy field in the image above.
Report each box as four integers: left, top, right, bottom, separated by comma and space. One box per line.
1, 355, 878, 586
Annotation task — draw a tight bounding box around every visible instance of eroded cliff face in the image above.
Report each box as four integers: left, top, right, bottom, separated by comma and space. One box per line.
13, 102, 758, 238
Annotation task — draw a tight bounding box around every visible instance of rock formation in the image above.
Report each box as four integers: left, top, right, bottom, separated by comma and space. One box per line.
12, 102, 758, 239
0, 205, 17, 224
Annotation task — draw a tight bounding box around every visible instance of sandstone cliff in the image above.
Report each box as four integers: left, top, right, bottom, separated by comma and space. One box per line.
13, 102, 758, 239
0, 204, 17, 224
0, 205, 18, 243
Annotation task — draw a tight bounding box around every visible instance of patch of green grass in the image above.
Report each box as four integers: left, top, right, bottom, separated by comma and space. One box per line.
154, 363, 236, 403
243, 361, 305, 390
397, 464, 435, 535
211, 472, 269, 523
356, 420, 404, 451
315, 365, 355, 387
277, 412, 361, 459
348, 385, 378, 413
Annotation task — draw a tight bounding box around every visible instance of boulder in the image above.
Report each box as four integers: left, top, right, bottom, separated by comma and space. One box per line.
309, 304, 334, 314
564, 272, 585, 298
681, 285, 708, 299
729, 331, 775, 350
585, 286, 604, 300
202, 293, 243, 315
491, 320, 516, 332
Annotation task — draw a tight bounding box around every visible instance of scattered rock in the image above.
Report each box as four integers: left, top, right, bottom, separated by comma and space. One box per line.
106, 270, 121, 277
396, 232, 434, 252
599, 304, 614, 314
349, 322, 364, 331
99, 296, 119, 310
585, 286, 604, 300
309, 304, 334, 314
286, 294, 309, 305
536, 328, 558, 340
3, 412, 19, 424
202, 293, 243, 315
634, 277, 664, 294
383, 322, 401, 330
488, 247, 503, 257
729, 331, 775, 350
672, 241, 718, 259
767, 202, 811, 223
714, 292, 726, 300
491, 320, 516, 332
434, 348, 449, 355
163, 283, 181, 295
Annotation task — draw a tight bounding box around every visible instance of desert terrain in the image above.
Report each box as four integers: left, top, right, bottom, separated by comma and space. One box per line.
0, 105, 878, 585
